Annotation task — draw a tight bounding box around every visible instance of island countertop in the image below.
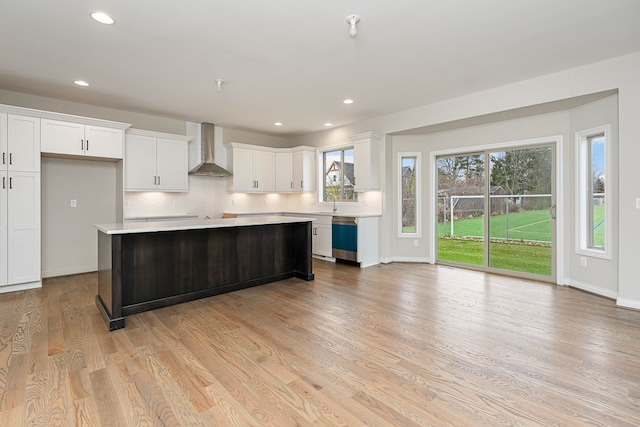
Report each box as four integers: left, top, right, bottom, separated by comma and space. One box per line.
95, 215, 315, 235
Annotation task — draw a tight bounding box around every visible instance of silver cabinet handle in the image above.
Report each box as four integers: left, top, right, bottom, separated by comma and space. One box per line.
9, 177, 12, 189
300, 180, 303, 189
2, 152, 5, 165
81, 139, 84, 150
2, 176, 5, 189
154, 176, 157, 185
86, 140, 89, 151
157, 176, 160, 185
9, 153, 12, 165
290, 181, 293, 189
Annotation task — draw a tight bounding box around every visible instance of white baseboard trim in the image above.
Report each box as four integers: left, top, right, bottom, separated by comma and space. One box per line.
0, 281, 42, 294
387, 257, 431, 263
42, 265, 97, 278
312, 255, 336, 263
564, 279, 618, 300
616, 298, 640, 310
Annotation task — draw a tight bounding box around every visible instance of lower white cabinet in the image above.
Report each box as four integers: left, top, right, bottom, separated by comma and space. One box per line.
125, 130, 190, 192
312, 217, 332, 257
0, 171, 41, 288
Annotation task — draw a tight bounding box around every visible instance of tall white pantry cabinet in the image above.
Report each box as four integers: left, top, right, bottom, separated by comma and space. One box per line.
0, 112, 41, 291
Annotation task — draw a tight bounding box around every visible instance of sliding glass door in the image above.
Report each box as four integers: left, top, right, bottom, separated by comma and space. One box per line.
436, 144, 555, 280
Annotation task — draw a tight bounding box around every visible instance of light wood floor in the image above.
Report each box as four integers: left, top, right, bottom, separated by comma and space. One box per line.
1, 261, 639, 426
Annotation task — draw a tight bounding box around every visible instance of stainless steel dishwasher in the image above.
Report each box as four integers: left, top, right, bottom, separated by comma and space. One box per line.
332, 216, 358, 263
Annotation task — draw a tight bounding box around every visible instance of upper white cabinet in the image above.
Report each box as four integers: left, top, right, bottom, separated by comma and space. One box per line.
125, 129, 190, 192
226, 143, 314, 194
292, 147, 315, 192
41, 118, 124, 160
351, 132, 383, 192
226, 143, 275, 192
275, 152, 293, 192
2, 114, 40, 172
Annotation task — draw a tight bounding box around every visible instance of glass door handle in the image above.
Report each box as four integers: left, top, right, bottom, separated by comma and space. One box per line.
549, 204, 557, 219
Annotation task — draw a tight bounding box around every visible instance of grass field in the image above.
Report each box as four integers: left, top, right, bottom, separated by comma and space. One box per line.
439, 209, 552, 242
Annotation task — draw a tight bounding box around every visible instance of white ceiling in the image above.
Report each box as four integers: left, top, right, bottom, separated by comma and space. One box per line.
1, 1, 639, 137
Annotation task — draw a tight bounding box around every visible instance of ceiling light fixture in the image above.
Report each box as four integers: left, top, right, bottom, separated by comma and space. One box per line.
343, 98, 354, 104
324, 123, 333, 127
274, 122, 283, 126
346, 14, 360, 38
215, 79, 223, 92
90, 12, 115, 25
74, 80, 90, 87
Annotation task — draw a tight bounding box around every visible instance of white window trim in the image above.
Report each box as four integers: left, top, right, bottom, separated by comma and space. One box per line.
575, 125, 611, 260
398, 152, 422, 238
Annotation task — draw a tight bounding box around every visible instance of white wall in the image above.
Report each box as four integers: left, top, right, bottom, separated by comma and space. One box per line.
41, 157, 117, 277
293, 51, 640, 308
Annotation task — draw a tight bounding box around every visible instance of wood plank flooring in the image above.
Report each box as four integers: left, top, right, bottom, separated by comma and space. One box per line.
1, 260, 639, 426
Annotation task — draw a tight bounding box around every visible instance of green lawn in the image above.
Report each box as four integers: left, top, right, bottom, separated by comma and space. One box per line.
438, 209, 553, 276
438, 238, 552, 276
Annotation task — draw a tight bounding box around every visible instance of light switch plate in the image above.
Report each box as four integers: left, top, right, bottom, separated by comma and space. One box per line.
636, 198, 640, 209
70, 199, 77, 208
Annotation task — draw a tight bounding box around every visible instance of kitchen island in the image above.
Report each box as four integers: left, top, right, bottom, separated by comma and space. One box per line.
95, 216, 314, 330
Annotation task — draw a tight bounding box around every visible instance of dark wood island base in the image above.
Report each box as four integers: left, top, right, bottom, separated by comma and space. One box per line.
96, 219, 314, 330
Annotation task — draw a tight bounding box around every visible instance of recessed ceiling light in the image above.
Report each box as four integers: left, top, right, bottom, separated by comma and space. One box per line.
274, 122, 283, 126
324, 123, 333, 127
90, 12, 115, 25
343, 98, 354, 104
74, 80, 90, 87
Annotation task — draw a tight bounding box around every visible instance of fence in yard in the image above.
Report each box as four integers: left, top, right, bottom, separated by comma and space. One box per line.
438, 194, 553, 243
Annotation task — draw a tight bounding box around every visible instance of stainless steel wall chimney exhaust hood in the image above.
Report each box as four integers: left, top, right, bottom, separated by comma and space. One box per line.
188, 122, 232, 176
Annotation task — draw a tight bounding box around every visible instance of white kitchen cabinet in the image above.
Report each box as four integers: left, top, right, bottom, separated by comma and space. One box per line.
125, 129, 190, 192
41, 118, 124, 160
1, 112, 41, 290
313, 218, 333, 258
275, 152, 293, 192
292, 147, 315, 192
4, 172, 41, 286
351, 132, 383, 192
2, 114, 40, 172
226, 143, 276, 192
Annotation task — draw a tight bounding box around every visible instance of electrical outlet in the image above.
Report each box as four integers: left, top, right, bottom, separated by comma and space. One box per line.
70, 199, 77, 208
413, 240, 419, 247
580, 257, 587, 267
636, 198, 640, 209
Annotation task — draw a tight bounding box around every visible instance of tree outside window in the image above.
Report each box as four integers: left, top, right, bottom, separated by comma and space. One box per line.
398, 153, 421, 237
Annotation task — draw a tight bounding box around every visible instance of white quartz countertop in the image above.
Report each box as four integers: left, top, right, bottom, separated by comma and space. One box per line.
95, 215, 315, 235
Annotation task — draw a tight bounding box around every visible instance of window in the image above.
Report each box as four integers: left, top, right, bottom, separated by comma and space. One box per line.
323, 147, 356, 202
398, 152, 421, 237
576, 125, 610, 258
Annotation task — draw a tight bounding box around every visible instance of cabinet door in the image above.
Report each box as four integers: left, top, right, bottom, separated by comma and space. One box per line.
231, 148, 256, 192
0, 171, 7, 286
293, 150, 315, 192
314, 223, 333, 257
7, 115, 40, 172
275, 152, 293, 192
156, 138, 188, 191
0, 114, 7, 170
41, 119, 85, 156
7, 171, 40, 285
85, 125, 123, 159
125, 134, 157, 191
254, 151, 275, 192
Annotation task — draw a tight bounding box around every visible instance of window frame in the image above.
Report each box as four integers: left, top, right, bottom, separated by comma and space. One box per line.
319, 145, 357, 203
397, 152, 422, 238
575, 124, 611, 259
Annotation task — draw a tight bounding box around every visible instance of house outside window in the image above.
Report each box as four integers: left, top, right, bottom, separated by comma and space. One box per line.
323, 148, 356, 202
398, 152, 421, 237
